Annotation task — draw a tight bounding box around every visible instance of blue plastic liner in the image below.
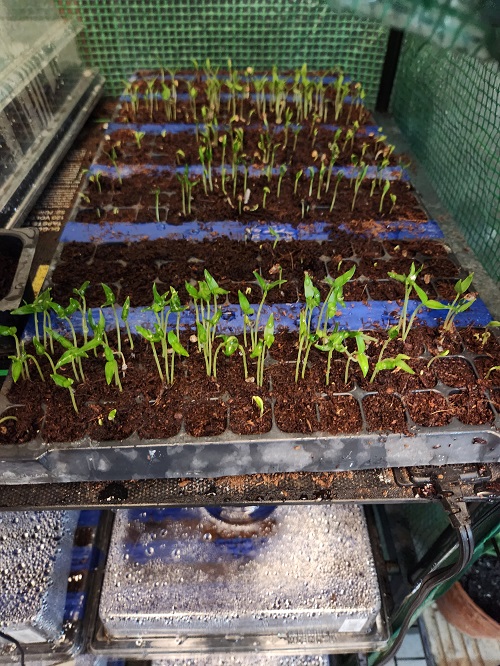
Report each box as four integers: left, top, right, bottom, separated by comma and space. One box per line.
107, 122, 382, 136
88, 162, 408, 181
26, 299, 492, 341
60, 219, 443, 243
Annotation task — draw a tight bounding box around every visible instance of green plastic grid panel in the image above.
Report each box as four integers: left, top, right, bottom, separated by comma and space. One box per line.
392, 35, 500, 282
56, 0, 389, 107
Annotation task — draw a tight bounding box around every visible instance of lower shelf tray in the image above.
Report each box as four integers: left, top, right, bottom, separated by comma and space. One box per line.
91, 505, 389, 657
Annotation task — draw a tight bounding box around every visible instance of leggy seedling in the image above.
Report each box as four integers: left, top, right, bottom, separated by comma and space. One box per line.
250, 313, 274, 387
251, 271, 287, 351
441, 274, 476, 332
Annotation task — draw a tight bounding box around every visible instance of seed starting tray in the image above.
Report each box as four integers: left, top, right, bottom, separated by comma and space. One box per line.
92, 505, 388, 656
0, 71, 499, 486
0, 510, 105, 663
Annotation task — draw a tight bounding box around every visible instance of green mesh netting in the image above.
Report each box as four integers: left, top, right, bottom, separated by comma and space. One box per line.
328, 0, 500, 60
56, 0, 389, 107
392, 35, 500, 283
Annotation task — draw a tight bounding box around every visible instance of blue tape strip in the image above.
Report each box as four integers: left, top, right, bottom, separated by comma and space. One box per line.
24, 299, 492, 340
120, 91, 363, 105
107, 122, 381, 137
89, 162, 408, 181
61, 219, 442, 244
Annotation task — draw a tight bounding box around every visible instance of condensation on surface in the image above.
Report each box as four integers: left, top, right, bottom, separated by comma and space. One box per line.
0, 510, 77, 643
100, 505, 381, 638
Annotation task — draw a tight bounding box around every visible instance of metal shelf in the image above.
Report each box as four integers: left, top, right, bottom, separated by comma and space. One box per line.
0, 463, 498, 511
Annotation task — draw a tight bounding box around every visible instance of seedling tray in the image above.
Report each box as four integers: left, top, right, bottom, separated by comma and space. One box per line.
0, 69, 499, 485
0, 228, 38, 349
91, 505, 388, 656
0, 510, 108, 663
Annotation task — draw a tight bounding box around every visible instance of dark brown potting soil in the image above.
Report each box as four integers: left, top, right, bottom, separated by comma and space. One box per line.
0, 329, 498, 445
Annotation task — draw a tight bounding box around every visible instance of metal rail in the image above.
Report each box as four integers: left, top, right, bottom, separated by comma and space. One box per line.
0, 464, 498, 511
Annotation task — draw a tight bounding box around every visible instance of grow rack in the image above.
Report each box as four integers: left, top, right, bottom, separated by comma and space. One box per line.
0, 2, 499, 665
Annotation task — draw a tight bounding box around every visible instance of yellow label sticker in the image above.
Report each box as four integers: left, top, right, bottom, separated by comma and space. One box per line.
32, 265, 49, 296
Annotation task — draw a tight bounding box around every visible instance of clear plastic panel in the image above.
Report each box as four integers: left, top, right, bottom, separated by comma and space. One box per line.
0, 510, 78, 643
100, 505, 381, 641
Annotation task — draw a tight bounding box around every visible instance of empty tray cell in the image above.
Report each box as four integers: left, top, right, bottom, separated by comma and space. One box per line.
153, 655, 330, 665
100, 505, 381, 639
0, 511, 78, 644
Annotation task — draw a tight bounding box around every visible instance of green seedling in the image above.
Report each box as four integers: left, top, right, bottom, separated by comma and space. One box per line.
11, 287, 53, 348
476, 320, 500, 347
351, 164, 368, 211
317, 162, 327, 200
54, 338, 100, 384
166, 330, 189, 385
213, 334, 248, 380
485, 365, 500, 380
314, 329, 349, 386
316, 265, 356, 338
426, 349, 449, 368
106, 147, 122, 185
101, 283, 122, 354
283, 107, 294, 149
295, 273, 321, 381
175, 149, 185, 165
329, 172, 344, 212
268, 226, 281, 250
108, 409, 117, 421
388, 262, 424, 341
50, 373, 78, 413
153, 188, 161, 222
251, 271, 287, 351
277, 164, 287, 199
389, 193, 397, 214
121, 296, 134, 350
194, 270, 229, 377
133, 130, 145, 149
0, 415, 17, 426
294, 169, 303, 195
136, 324, 165, 383
307, 166, 315, 197
262, 186, 270, 209
238, 290, 255, 349
292, 125, 301, 152
88, 170, 102, 193
177, 165, 199, 216
370, 353, 415, 384
441, 274, 476, 332
344, 331, 372, 384
7, 335, 44, 383
252, 395, 265, 418
72, 282, 90, 345
379, 180, 390, 213
220, 134, 228, 194
250, 313, 274, 387
187, 80, 198, 121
